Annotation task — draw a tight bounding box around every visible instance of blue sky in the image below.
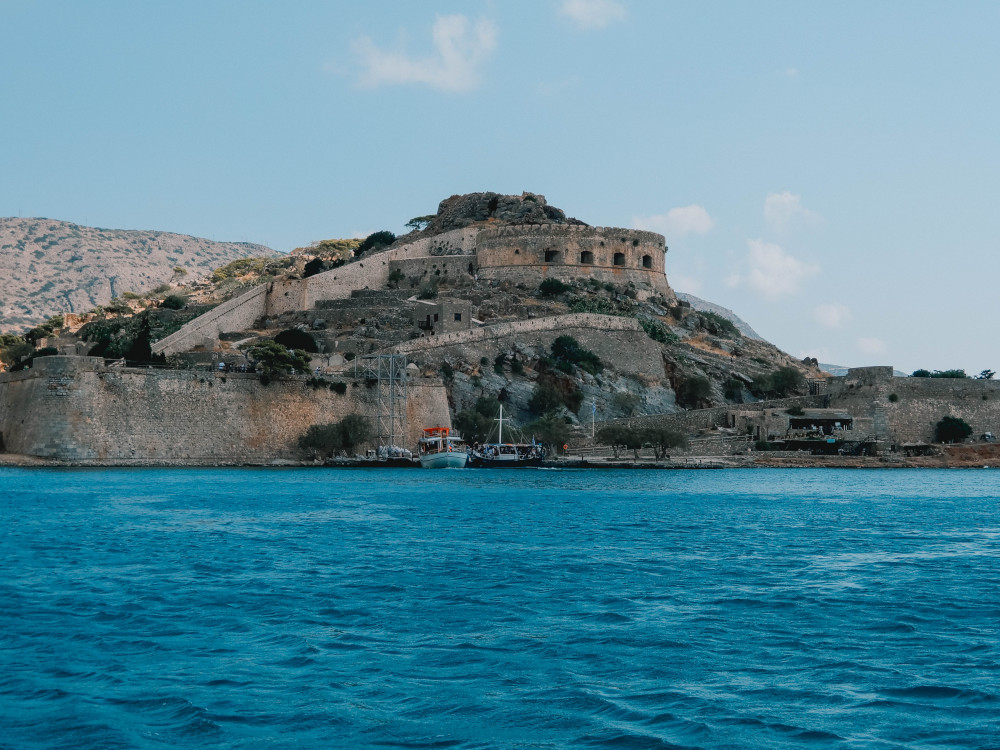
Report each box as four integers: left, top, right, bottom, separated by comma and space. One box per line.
2, 0, 998, 374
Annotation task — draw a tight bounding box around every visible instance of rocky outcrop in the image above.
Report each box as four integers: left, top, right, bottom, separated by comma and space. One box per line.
421, 192, 587, 235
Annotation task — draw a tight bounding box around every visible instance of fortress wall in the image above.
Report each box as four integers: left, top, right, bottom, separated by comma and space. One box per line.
388, 256, 477, 285
152, 285, 268, 355
266, 228, 479, 317
392, 313, 642, 355
0, 356, 450, 462
391, 314, 664, 381
827, 376, 1000, 444
475, 225, 674, 301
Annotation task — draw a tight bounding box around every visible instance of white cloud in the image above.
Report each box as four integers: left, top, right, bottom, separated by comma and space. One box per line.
777, 67, 800, 79
858, 337, 886, 355
764, 191, 821, 231
632, 205, 713, 238
728, 239, 819, 299
352, 15, 497, 92
559, 0, 627, 29
814, 303, 852, 328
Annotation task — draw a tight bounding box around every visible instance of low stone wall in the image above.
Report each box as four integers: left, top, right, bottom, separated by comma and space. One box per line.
391, 313, 641, 355
152, 285, 268, 355
0, 356, 450, 462
267, 228, 481, 317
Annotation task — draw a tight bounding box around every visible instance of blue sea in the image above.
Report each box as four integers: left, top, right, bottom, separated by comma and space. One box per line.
1, 468, 999, 749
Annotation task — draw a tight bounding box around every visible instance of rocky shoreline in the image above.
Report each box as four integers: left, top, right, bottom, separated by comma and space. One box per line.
3, 445, 998, 470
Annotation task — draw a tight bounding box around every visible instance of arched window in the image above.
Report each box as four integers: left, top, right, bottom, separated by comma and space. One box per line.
580, 251, 594, 265
613, 252, 626, 266
642, 255, 652, 269
544, 250, 560, 263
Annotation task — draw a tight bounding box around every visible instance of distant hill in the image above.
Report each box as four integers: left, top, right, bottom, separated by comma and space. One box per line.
0, 218, 274, 331
676, 292, 764, 341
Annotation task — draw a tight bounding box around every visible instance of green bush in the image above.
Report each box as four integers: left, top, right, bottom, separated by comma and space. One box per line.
699, 311, 741, 338
888, 393, 899, 403
639, 317, 678, 344
303, 257, 326, 278
161, 294, 188, 310
539, 278, 571, 296
723, 378, 745, 402
330, 381, 347, 394
274, 328, 318, 354
244, 340, 311, 382
356, 230, 396, 256
751, 367, 805, 398
935, 416, 972, 444
550, 335, 602, 375
786, 405, 805, 416
525, 411, 571, 454
675, 376, 712, 409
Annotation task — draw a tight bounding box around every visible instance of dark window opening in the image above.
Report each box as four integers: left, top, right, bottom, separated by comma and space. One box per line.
544, 250, 559, 263
433, 314, 439, 322
642, 254, 652, 269
468, 263, 474, 274
613, 252, 626, 266
454, 312, 462, 322
580, 251, 594, 264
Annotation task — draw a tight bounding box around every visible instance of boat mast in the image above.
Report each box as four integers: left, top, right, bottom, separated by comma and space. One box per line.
498, 404, 504, 444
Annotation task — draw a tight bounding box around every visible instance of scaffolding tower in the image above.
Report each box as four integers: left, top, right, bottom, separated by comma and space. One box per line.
357, 354, 408, 451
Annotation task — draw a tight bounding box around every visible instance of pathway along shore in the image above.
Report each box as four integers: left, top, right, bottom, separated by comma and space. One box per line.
1, 444, 999, 469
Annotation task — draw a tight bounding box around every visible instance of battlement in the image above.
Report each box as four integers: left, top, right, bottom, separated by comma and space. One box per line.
477, 224, 666, 247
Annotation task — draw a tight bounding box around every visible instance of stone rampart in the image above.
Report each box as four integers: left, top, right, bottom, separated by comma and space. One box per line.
389, 256, 478, 285
0, 355, 450, 462
828, 375, 1000, 444
391, 313, 642, 355
475, 225, 674, 301
152, 285, 268, 355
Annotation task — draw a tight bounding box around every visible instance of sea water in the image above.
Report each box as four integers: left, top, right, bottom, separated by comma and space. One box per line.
1, 467, 998, 749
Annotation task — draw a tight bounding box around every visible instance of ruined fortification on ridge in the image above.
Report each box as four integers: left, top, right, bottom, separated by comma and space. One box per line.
151, 192, 677, 355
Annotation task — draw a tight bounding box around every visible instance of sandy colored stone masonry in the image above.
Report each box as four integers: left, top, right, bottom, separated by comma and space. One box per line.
155, 224, 674, 354
0, 356, 449, 463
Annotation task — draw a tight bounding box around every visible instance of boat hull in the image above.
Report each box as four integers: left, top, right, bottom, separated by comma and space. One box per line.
419, 451, 469, 469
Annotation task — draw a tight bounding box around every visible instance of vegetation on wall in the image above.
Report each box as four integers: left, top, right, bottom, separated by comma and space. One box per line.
355, 231, 396, 257
750, 367, 805, 398
243, 340, 311, 383
675, 375, 712, 409
935, 416, 972, 443
539, 278, 571, 297
274, 328, 319, 354
912, 369, 968, 379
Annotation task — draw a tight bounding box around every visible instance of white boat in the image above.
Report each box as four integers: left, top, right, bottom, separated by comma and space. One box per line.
470, 405, 545, 468
417, 426, 469, 469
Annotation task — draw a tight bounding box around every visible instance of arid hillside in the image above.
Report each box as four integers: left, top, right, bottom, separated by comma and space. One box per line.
0, 217, 274, 330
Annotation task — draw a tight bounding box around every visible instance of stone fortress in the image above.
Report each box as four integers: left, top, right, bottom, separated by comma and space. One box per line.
149, 193, 675, 356
2, 191, 998, 464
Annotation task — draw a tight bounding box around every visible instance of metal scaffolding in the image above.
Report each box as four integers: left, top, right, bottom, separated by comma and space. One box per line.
356, 354, 408, 450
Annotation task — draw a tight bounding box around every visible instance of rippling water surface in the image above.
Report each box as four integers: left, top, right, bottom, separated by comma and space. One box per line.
1, 467, 999, 749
